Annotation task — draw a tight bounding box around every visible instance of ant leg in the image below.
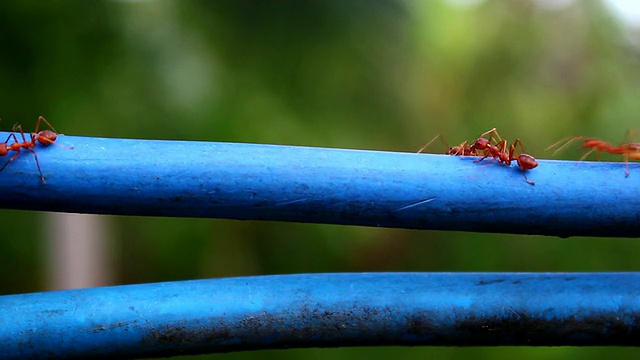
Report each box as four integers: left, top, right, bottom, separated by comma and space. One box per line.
494, 140, 509, 165
594, 152, 601, 161
508, 141, 522, 166
479, 128, 502, 141
479, 128, 504, 146
489, 130, 504, 146
512, 138, 526, 155
478, 128, 496, 138
523, 172, 535, 185
2, 132, 19, 144
578, 147, 598, 162
473, 152, 492, 164
0, 151, 22, 173
498, 139, 508, 153
624, 129, 639, 144
626, 144, 640, 177
624, 130, 640, 177
624, 153, 630, 177
33, 116, 58, 134
25, 148, 45, 184
507, 143, 517, 165
455, 141, 470, 158
11, 123, 24, 138
12, 124, 32, 145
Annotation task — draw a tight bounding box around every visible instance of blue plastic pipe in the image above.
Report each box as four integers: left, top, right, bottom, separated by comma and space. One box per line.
1, 273, 639, 359
0, 133, 639, 237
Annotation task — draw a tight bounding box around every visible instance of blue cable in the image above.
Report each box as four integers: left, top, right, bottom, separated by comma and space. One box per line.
1, 273, 639, 359
0, 133, 638, 237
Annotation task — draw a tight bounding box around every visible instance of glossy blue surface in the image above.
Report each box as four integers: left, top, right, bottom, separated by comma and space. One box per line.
0, 133, 637, 237
1, 273, 639, 359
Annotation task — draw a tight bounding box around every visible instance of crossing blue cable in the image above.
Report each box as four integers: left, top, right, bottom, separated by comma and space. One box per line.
0, 133, 638, 237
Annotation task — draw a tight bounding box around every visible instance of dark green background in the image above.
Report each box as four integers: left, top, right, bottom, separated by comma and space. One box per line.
0, 0, 639, 358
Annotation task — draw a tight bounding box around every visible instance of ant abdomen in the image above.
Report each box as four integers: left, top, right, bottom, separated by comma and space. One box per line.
517, 154, 538, 171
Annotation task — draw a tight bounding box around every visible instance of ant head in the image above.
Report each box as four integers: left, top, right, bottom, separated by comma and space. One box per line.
517, 154, 538, 170
36, 130, 57, 146
471, 138, 489, 150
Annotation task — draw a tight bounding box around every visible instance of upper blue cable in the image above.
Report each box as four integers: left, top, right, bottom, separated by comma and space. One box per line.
0, 132, 637, 237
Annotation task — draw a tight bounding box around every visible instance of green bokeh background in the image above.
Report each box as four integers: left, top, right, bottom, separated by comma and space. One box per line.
1, 0, 639, 358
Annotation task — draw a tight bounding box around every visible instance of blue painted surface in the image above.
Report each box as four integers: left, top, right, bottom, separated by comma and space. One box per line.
0, 133, 637, 237
1, 273, 638, 359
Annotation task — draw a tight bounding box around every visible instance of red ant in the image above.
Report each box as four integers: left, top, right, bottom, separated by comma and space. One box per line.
470, 128, 538, 185
0, 116, 65, 184
546, 131, 640, 177
0, 129, 47, 183
418, 134, 479, 157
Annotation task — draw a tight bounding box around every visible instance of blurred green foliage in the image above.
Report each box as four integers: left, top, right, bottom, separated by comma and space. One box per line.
1, 0, 639, 358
